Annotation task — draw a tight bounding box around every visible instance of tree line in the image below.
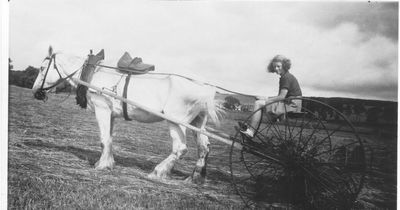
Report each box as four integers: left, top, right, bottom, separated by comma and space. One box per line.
222, 95, 397, 124
9, 66, 39, 89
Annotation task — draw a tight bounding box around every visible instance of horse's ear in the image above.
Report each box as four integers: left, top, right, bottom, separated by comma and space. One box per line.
96, 49, 104, 60
48, 46, 53, 56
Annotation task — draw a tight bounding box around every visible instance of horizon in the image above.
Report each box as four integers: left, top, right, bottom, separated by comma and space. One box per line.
8, 66, 398, 103
215, 92, 398, 103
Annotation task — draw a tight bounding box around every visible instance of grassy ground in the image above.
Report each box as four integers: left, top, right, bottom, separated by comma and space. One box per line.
8, 86, 244, 209
8, 85, 397, 209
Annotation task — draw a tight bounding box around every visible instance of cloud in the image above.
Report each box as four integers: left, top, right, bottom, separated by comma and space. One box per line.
9, 1, 398, 101
311, 81, 397, 101
294, 2, 398, 41
292, 23, 398, 100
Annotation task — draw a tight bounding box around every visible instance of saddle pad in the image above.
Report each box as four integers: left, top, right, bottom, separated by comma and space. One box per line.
117, 52, 155, 73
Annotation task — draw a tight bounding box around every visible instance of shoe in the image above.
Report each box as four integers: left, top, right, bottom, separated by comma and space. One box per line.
241, 129, 254, 138
269, 113, 285, 123
238, 122, 254, 138
269, 114, 281, 123
238, 121, 248, 130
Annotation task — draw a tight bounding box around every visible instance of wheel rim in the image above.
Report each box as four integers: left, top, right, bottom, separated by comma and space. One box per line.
229, 97, 366, 209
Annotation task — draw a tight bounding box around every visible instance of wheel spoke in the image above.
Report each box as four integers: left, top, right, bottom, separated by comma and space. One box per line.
288, 113, 303, 139
290, 112, 317, 145
254, 125, 277, 147
300, 118, 325, 149
243, 157, 266, 169
317, 123, 345, 143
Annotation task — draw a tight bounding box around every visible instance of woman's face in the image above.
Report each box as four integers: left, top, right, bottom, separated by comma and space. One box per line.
272, 61, 284, 75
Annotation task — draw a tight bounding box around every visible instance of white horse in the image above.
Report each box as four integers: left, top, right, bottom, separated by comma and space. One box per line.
32, 47, 222, 183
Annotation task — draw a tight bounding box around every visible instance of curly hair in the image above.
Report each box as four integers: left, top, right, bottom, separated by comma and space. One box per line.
267, 55, 291, 73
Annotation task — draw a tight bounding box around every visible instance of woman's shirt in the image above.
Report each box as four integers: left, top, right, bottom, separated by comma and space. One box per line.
279, 72, 302, 98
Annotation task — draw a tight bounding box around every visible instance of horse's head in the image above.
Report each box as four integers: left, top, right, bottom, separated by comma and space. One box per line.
32, 46, 64, 100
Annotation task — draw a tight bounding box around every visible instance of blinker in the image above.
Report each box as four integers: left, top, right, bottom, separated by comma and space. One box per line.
34, 89, 47, 101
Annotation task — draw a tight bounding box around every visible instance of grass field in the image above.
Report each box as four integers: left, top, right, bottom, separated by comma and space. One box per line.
8, 85, 396, 209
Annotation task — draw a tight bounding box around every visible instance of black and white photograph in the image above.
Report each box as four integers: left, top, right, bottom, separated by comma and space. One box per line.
4, 0, 398, 209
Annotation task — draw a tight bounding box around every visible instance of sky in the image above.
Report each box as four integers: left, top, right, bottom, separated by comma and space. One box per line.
8, 0, 399, 101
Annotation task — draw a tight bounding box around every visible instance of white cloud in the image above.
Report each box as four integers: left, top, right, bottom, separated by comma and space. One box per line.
9, 1, 398, 101
294, 23, 397, 99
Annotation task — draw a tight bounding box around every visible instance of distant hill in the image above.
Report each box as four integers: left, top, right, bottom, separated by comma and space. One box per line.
216, 93, 396, 108
217, 93, 396, 106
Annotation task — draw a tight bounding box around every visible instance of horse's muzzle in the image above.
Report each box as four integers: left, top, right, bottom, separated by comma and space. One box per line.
34, 89, 47, 101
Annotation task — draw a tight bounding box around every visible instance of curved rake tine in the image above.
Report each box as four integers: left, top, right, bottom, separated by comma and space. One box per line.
300, 166, 341, 197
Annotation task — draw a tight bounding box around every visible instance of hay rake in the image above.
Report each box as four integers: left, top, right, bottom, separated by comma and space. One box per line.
228, 98, 366, 209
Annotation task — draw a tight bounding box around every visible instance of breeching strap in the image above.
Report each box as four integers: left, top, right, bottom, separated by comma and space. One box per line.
123, 73, 133, 121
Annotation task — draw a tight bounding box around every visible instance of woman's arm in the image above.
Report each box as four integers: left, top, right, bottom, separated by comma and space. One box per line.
260, 89, 288, 103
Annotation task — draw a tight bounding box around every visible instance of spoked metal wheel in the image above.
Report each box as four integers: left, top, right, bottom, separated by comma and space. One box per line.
229, 97, 366, 209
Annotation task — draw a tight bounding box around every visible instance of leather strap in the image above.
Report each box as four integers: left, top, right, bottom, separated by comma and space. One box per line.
123, 73, 132, 121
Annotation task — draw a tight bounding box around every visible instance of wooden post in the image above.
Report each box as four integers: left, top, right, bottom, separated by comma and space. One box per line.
71, 78, 243, 150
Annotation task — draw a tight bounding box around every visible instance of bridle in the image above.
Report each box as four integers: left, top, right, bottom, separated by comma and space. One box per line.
39, 54, 62, 91
34, 54, 82, 101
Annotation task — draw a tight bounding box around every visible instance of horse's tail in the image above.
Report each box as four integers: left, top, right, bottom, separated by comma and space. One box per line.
204, 87, 224, 127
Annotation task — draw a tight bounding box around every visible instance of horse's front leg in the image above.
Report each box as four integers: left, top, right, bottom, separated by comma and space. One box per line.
149, 123, 187, 179
94, 104, 115, 170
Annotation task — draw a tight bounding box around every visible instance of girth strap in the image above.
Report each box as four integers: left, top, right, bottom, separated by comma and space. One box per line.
123, 73, 132, 121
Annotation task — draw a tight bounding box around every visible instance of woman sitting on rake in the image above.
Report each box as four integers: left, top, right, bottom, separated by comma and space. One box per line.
240, 55, 302, 138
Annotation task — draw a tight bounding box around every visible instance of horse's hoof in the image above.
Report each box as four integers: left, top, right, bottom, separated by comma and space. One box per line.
94, 160, 115, 170
147, 172, 157, 179
185, 175, 205, 185
184, 176, 193, 183
95, 165, 114, 170
148, 171, 170, 180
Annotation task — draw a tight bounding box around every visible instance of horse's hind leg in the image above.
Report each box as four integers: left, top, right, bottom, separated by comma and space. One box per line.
186, 114, 210, 184
149, 122, 187, 179
94, 104, 115, 170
